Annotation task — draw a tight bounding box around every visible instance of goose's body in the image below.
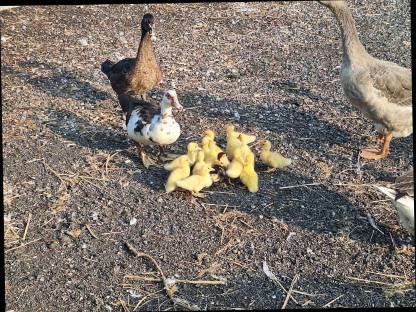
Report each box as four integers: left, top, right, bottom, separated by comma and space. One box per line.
101, 14, 162, 113
319, 1, 412, 160
376, 169, 414, 235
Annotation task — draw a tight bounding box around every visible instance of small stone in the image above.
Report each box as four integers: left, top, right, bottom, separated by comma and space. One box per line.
78, 38, 88, 46
81, 243, 87, 249
91, 211, 99, 221
129, 217, 137, 226
233, 111, 240, 120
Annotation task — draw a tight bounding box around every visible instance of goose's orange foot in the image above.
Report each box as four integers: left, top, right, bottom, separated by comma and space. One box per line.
360, 147, 389, 160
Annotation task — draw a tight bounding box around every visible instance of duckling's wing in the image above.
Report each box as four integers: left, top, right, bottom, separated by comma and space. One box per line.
394, 169, 414, 197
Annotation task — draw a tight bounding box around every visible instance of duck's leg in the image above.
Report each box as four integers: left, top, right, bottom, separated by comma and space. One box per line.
135, 143, 157, 168
360, 132, 393, 160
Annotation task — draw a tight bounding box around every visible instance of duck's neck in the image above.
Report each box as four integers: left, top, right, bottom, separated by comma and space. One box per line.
134, 31, 154, 70
160, 104, 173, 119
329, 4, 368, 63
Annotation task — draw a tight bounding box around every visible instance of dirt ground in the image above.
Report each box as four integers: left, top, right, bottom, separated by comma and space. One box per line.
2, 1, 414, 311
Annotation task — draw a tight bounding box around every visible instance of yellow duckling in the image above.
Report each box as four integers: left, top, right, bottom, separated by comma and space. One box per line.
165, 157, 190, 193
240, 152, 258, 193
260, 140, 292, 170
163, 142, 200, 171
226, 147, 245, 179
225, 123, 256, 143
238, 133, 255, 160
203, 129, 216, 142
225, 124, 241, 159
192, 150, 206, 175
176, 163, 214, 197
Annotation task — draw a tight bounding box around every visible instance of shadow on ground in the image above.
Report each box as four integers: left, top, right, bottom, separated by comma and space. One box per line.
1, 61, 111, 104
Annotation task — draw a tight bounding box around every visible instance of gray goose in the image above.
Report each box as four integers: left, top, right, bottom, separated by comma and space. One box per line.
318, 0, 412, 160
101, 13, 162, 114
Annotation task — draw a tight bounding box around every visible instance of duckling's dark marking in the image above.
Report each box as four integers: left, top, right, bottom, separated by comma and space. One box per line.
217, 152, 226, 161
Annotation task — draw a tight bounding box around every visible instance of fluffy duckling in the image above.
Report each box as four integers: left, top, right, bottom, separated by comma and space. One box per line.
202, 137, 230, 168
192, 150, 206, 175
260, 140, 292, 170
225, 124, 242, 159
163, 142, 200, 171
176, 163, 214, 197
165, 157, 190, 193
238, 134, 255, 160
239, 152, 259, 193
226, 147, 245, 179
225, 124, 256, 143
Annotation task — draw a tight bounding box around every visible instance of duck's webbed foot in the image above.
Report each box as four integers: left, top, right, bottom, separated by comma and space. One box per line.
360, 132, 393, 160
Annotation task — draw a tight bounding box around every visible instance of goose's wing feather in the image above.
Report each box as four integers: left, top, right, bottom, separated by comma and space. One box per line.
370, 60, 412, 106
394, 169, 414, 197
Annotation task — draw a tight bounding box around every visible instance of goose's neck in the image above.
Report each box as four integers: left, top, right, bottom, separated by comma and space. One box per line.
329, 4, 368, 63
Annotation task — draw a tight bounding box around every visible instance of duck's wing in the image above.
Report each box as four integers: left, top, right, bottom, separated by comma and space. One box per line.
394, 169, 414, 197
105, 58, 136, 95
126, 97, 160, 131
134, 34, 162, 90
370, 61, 412, 107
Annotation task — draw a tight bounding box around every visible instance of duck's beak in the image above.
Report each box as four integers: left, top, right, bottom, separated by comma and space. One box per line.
173, 99, 184, 113
151, 28, 157, 42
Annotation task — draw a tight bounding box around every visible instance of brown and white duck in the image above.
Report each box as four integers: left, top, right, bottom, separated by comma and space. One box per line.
318, 0, 412, 160
126, 90, 183, 166
101, 13, 162, 114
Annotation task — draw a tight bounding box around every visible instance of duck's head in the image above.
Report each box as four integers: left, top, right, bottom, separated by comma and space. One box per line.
317, 0, 346, 10
238, 133, 249, 145
204, 129, 215, 140
260, 140, 271, 150
187, 142, 200, 153
141, 13, 156, 41
224, 124, 235, 134
162, 90, 183, 112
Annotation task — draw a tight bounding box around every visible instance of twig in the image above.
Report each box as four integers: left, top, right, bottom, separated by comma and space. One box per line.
125, 241, 201, 311
85, 224, 98, 239
125, 275, 226, 285
322, 294, 343, 308
22, 212, 32, 241
366, 213, 384, 235
262, 262, 299, 305
365, 271, 408, 280
281, 274, 299, 309
5, 238, 42, 253
279, 183, 322, 190
346, 276, 395, 286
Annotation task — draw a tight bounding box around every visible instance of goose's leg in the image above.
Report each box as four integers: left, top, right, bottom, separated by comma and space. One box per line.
360, 132, 393, 160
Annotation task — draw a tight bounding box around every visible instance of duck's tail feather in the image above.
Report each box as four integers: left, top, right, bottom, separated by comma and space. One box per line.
101, 59, 114, 78
375, 186, 397, 200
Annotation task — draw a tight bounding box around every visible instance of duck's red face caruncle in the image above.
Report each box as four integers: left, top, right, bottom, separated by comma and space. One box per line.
165, 90, 183, 112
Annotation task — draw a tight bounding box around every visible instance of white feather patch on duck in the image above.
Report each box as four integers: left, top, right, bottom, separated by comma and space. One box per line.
126, 90, 183, 146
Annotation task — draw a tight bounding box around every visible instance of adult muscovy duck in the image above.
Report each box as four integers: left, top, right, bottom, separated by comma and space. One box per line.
101, 13, 162, 114
126, 89, 183, 166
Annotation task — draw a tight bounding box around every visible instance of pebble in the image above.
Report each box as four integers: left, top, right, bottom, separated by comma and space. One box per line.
78, 38, 88, 46
91, 211, 99, 221
129, 217, 137, 226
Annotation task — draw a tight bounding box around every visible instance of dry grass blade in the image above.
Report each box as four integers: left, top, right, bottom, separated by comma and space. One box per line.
5, 238, 42, 253
85, 224, 98, 239
281, 274, 299, 309
125, 241, 201, 311
262, 262, 299, 305
22, 212, 32, 241
322, 294, 343, 308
